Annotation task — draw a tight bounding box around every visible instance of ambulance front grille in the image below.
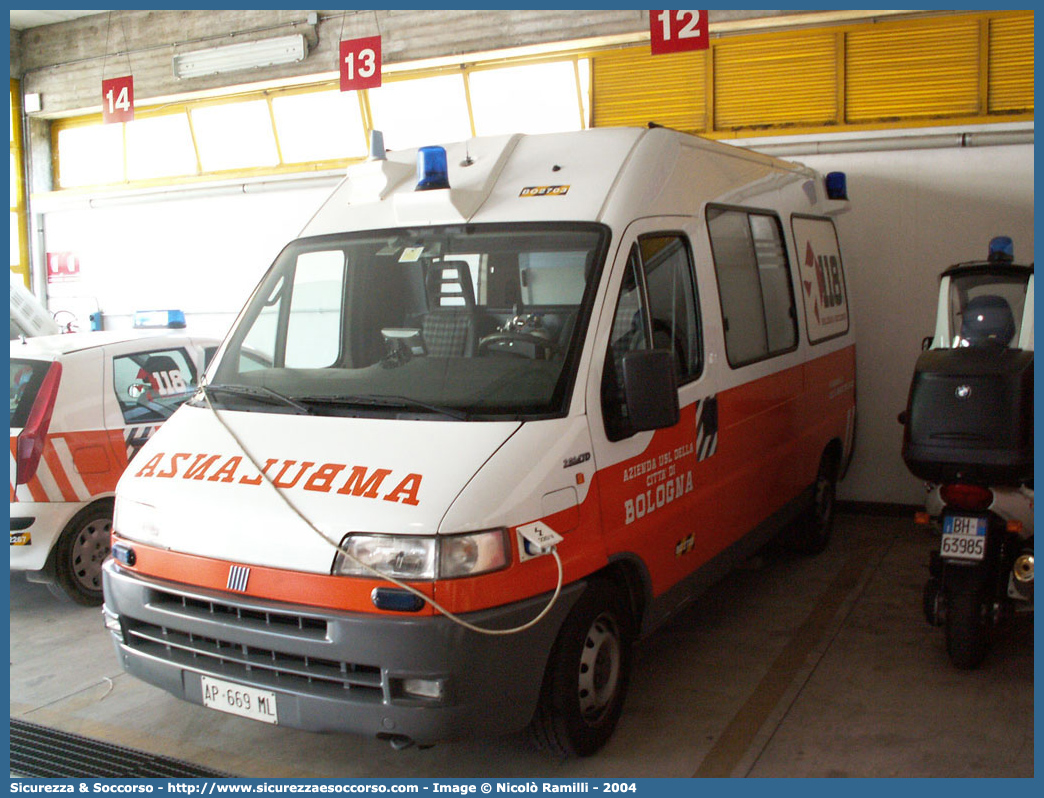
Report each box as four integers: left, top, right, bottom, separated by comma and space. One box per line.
149, 589, 330, 639
123, 589, 383, 698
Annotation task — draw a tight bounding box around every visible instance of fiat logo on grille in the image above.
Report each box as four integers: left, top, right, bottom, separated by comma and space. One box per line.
227, 565, 250, 592
955, 384, 972, 400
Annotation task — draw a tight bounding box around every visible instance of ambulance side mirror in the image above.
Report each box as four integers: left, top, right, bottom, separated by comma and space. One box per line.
622, 349, 679, 432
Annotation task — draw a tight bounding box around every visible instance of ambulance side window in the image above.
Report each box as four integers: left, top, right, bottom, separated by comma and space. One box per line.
602, 233, 701, 441
707, 207, 797, 367
113, 348, 198, 424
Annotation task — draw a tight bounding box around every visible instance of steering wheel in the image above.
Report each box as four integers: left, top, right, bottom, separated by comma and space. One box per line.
479, 331, 560, 358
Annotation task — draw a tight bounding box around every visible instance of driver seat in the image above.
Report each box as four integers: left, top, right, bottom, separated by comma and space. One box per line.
422, 261, 477, 357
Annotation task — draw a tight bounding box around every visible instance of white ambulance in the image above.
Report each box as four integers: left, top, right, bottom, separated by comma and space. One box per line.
103, 126, 856, 756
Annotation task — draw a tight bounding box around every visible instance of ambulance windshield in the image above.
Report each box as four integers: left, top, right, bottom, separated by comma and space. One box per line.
207, 223, 608, 419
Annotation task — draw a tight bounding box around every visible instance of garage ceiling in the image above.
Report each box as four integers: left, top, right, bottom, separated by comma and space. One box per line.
9, 10, 108, 30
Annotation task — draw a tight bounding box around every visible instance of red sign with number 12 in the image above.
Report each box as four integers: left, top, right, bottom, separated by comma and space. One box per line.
650, 10, 709, 55
340, 36, 382, 92
102, 76, 134, 124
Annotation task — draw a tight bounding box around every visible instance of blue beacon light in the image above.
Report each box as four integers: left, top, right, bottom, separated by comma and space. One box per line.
825, 172, 847, 200
415, 145, 450, 191
987, 235, 1014, 263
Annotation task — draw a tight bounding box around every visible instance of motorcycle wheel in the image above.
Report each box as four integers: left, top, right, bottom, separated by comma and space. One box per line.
922, 578, 944, 627
944, 587, 989, 669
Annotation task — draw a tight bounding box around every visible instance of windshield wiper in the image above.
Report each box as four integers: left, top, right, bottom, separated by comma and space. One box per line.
200, 383, 313, 415
296, 394, 468, 421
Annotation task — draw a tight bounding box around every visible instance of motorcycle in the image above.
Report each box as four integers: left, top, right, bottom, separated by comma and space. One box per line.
900, 236, 1033, 668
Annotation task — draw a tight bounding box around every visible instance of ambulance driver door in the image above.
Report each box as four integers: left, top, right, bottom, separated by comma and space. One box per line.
588, 222, 721, 600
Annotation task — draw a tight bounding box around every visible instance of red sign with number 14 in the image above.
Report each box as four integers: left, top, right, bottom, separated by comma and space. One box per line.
649, 10, 709, 55
102, 76, 134, 124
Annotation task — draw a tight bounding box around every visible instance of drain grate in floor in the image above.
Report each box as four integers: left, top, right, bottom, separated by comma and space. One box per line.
10, 718, 237, 779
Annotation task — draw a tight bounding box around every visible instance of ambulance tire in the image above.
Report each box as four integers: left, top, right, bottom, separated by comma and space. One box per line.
789, 451, 838, 555
51, 500, 113, 607
528, 578, 634, 757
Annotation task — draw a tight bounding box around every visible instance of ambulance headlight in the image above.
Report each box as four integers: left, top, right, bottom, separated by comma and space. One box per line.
333, 529, 509, 580
113, 497, 161, 544
335, 535, 436, 580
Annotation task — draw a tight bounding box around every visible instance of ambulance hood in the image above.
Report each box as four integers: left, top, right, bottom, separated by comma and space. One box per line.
115, 404, 521, 574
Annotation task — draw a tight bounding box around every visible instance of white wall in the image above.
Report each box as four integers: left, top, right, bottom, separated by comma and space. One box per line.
797, 142, 1034, 505
41, 184, 335, 339
37, 137, 1035, 506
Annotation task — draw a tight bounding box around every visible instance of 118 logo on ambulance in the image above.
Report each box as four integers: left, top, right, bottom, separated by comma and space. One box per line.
792, 216, 849, 343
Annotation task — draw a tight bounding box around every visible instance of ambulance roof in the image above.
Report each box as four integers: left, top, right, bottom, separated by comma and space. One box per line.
299, 126, 834, 237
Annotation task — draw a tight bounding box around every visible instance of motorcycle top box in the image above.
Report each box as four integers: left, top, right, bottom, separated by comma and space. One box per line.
902, 346, 1032, 484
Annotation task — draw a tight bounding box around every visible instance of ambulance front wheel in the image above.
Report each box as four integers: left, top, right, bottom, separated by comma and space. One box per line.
528, 578, 634, 757
50, 500, 113, 606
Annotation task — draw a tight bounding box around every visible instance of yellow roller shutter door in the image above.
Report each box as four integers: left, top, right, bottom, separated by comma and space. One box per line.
846, 19, 980, 122
989, 15, 1033, 113
591, 47, 707, 132
714, 32, 838, 130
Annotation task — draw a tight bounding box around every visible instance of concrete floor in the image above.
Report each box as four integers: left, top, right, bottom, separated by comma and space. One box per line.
8, 512, 1034, 778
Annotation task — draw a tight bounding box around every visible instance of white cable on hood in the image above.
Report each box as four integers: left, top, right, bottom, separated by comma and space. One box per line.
199, 387, 564, 636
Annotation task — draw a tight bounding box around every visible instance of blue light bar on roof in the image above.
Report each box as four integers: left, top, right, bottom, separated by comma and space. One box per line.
133, 309, 186, 329
415, 146, 450, 191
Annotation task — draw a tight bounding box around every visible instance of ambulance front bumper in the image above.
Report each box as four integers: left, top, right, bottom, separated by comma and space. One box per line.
102, 559, 581, 745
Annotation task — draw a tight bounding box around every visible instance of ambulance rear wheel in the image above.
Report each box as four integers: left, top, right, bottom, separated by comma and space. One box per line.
789, 451, 838, 555
528, 578, 634, 757
51, 500, 113, 606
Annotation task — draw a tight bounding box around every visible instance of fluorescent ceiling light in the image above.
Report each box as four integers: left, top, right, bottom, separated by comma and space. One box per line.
173, 34, 307, 79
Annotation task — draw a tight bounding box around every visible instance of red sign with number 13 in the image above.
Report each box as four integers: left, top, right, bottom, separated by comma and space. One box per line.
340, 36, 382, 92
102, 76, 134, 124
649, 10, 709, 55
